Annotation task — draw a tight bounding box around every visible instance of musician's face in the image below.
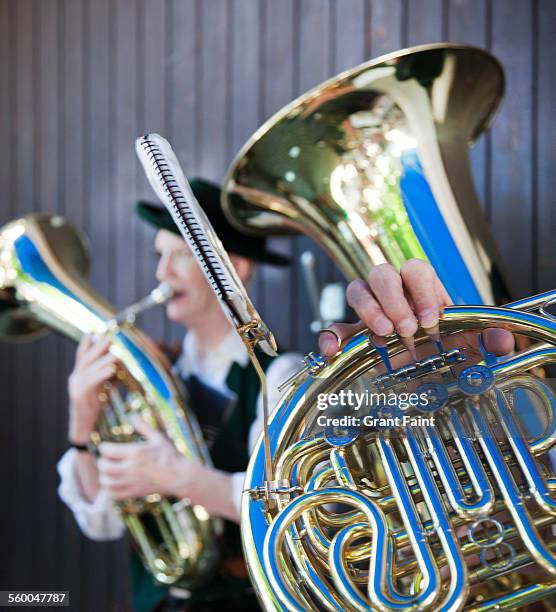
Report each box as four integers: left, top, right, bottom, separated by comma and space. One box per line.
153, 229, 255, 328
154, 229, 217, 327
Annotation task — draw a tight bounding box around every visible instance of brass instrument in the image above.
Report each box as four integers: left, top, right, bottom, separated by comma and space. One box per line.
242, 296, 556, 610
0, 214, 219, 587
221, 44, 556, 609
223, 43, 509, 305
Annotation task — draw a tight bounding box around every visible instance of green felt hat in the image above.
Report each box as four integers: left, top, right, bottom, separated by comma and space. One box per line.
136, 178, 290, 267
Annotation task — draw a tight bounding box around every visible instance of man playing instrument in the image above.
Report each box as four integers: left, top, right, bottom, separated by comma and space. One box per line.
57, 178, 300, 612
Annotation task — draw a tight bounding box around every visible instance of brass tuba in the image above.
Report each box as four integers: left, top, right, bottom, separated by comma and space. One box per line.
0, 214, 219, 587
222, 43, 509, 305
223, 45, 556, 609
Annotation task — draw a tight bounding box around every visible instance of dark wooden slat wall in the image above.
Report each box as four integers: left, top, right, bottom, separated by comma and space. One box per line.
87, 2, 121, 607
0, 1, 553, 609
59, 1, 85, 604
230, 0, 262, 309
490, 0, 534, 298
36, 0, 61, 589
537, 0, 556, 292
448, 0, 489, 208
12, 0, 38, 591
370, 0, 403, 55
295, 0, 333, 349
0, 0, 11, 592
262, 0, 297, 349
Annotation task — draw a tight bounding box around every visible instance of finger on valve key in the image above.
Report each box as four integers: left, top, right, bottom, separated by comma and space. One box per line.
399, 259, 453, 347
320, 264, 451, 360
364, 265, 418, 358
345, 279, 394, 337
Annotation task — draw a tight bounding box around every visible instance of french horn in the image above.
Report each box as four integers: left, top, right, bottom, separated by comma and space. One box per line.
223, 44, 556, 609
0, 214, 219, 587
241, 292, 556, 610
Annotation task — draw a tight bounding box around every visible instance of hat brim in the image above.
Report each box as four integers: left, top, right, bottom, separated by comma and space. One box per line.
136, 201, 291, 267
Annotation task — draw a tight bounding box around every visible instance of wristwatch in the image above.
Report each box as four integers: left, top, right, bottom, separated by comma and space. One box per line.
68, 439, 91, 453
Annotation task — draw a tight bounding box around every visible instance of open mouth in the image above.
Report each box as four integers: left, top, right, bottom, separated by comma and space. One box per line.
169, 289, 186, 301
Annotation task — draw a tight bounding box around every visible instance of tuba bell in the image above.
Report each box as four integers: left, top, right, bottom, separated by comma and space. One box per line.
0, 214, 219, 588
222, 43, 509, 305
222, 44, 556, 609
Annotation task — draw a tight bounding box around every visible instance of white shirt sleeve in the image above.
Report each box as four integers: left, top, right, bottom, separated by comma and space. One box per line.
230, 352, 303, 514
57, 449, 126, 541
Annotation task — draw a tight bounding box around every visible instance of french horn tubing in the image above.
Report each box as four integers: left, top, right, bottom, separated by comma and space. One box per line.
222, 44, 556, 609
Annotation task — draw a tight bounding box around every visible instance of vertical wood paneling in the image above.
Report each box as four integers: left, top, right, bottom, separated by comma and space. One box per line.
370, 0, 404, 55
198, 0, 229, 181
537, 0, 556, 292
13, 0, 37, 588
87, 0, 112, 309
137, 0, 167, 341
84, 1, 115, 608
230, 0, 263, 308
59, 0, 85, 605
262, 0, 296, 117
333, 0, 367, 71
165, 0, 198, 345
168, 0, 197, 171
36, 0, 60, 589
0, 3, 13, 205
113, 0, 139, 311
490, 0, 533, 297
15, 0, 35, 211
447, 0, 487, 46
297, 1, 333, 92
407, 0, 445, 45
296, 0, 334, 350
0, 0, 14, 589
447, 0, 489, 208
262, 0, 296, 348
230, 0, 262, 157
0, 1, 553, 609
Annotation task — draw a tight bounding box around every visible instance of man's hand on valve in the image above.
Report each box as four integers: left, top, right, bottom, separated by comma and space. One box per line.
318, 259, 515, 363
98, 416, 205, 501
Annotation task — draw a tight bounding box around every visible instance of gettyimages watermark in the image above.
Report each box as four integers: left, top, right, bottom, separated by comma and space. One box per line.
315, 388, 437, 428
313, 378, 556, 443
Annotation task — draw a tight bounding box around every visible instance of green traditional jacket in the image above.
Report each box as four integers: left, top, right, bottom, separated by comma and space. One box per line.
131, 353, 274, 612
